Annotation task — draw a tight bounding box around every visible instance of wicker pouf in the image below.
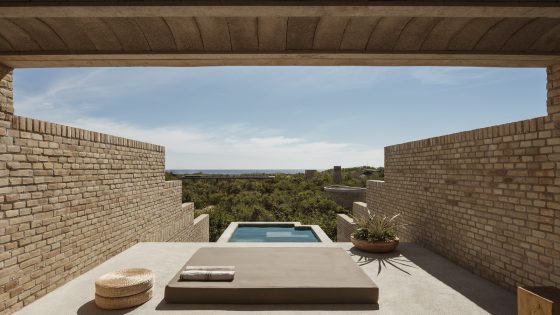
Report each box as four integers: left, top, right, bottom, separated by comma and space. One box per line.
94, 268, 154, 310
95, 288, 153, 310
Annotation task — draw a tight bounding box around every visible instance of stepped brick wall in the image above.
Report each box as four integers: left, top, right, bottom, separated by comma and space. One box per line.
336, 214, 355, 242
0, 66, 206, 314
336, 201, 368, 241
367, 67, 560, 290
190, 214, 210, 242
167, 205, 209, 242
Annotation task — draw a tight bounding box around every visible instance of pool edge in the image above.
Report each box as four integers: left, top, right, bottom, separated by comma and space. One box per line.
216, 222, 333, 243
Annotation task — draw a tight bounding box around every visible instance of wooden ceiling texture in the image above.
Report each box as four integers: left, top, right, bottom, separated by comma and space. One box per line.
0, 1, 560, 67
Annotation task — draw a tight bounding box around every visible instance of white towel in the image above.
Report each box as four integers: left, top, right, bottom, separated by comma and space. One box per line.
180, 270, 235, 281
184, 266, 235, 272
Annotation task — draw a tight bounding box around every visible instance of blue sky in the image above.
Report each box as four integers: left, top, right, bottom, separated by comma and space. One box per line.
14, 67, 545, 169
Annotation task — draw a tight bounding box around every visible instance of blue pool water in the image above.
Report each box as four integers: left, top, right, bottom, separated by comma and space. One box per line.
229, 224, 320, 242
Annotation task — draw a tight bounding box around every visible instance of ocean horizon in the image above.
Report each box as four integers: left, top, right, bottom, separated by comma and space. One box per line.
167, 169, 307, 175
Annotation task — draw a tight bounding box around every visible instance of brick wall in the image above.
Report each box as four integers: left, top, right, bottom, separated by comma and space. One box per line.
336, 214, 354, 242
167, 205, 209, 242
548, 66, 560, 122
0, 67, 208, 313
0, 66, 13, 123
336, 202, 368, 241
167, 203, 195, 242
368, 113, 559, 290
0, 115, 197, 313
190, 214, 210, 242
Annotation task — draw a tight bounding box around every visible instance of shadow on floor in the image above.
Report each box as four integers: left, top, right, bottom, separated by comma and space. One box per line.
360, 244, 514, 315
347, 247, 416, 275
155, 299, 379, 311
77, 300, 140, 315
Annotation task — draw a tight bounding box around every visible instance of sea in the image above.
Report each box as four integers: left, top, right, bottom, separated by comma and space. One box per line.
167, 169, 305, 175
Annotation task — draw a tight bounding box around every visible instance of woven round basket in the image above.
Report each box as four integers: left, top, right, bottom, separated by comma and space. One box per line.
95, 268, 154, 298
95, 288, 153, 310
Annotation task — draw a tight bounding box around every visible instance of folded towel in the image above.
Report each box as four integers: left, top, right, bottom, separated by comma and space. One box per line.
180, 270, 235, 281
184, 266, 235, 272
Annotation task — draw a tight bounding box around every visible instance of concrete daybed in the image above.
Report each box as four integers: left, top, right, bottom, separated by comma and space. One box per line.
164, 247, 379, 304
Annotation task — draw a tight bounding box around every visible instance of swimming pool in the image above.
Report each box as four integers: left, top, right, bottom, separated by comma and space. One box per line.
217, 222, 331, 243
229, 224, 320, 242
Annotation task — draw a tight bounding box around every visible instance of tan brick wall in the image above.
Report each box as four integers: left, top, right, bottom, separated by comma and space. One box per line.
352, 201, 368, 219
167, 203, 210, 242
548, 65, 560, 121
0, 114, 198, 313
336, 202, 367, 241
368, 113, 560, 290
190, 214, 210, 242
0, 66, 13, 123
336, 214, 355, 242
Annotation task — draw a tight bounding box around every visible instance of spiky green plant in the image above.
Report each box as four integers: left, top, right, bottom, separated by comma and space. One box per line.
352, 209, 401, 242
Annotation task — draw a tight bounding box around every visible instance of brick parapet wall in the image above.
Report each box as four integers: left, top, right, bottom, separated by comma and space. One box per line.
352, 201, 368, 219
168, 211, 209, 242
167, 203, 197, 242
336, 214, 355, 242
0, 114, 193, 313
385, 115, 551, 152
336, 202, 368, 241
547, 65, 560, 121
0, 66, 13, 124
11, 115, 164, 152
191, 214, 210, 242
368, 115, 560, 290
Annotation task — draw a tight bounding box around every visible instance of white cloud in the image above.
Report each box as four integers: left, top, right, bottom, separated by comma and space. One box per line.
410, 67, 487, 85
16, 69, 106, 117
15, 66, 527, 169
14, 67, 387, 169
66, 116, 384, 169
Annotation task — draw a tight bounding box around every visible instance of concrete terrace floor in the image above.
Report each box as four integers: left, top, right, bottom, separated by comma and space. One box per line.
15, 242, 515, 315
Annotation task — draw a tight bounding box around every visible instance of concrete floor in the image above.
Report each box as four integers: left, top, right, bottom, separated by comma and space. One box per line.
15, 242, 515, 315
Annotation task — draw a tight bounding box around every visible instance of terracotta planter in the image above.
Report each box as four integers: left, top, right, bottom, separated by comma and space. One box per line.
351, 236, 399, 253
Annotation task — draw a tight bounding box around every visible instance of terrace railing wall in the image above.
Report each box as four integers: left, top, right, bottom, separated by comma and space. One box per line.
0, 65, 208, 314
367, 66, 560, 290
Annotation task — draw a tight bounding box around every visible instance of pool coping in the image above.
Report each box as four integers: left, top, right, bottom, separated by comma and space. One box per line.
216, 222, 333, 243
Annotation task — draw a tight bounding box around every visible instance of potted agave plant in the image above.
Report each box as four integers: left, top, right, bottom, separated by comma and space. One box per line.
351, 210, 401, 253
